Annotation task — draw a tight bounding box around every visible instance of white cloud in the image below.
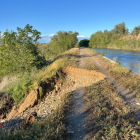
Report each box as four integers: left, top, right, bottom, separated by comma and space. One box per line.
77, 35, 89, 38
40, 34, 54, 38
38, 38, 51, 43
39, 34, 54, 43
48, 34, 54, 37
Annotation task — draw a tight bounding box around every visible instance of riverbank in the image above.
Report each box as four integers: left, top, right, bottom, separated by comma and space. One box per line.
92, 47, 140, 74
88, 49, 140, 100
107, 46, 140, 52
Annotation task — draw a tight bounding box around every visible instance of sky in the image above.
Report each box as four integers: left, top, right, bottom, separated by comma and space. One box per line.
0, 0, 140, 43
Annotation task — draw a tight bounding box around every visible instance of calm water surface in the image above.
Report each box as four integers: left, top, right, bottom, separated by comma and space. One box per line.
93, 49, 140, 74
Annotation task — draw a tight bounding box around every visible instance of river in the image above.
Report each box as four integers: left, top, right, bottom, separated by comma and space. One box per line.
93, 48, 140, 74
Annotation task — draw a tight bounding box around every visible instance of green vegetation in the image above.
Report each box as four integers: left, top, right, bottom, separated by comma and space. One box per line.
0, 24, 45, 80
0, 48, 79, 140
2, 48, 79, 105
89, 22, 140, 50
40, 31, 79, 59
0, 24, 79, 105
78, 39, 89, 47
114, 38, 140, 49
131, 25, 140, 36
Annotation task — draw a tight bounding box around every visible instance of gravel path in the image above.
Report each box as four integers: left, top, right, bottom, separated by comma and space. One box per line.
85, 48, 140, 121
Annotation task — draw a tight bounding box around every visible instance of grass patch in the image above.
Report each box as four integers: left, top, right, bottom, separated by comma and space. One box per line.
84, 61, 99, 71
85, 79, 140, 139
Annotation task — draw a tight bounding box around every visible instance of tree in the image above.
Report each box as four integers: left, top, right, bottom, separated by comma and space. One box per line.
89, 22, 129, 48
131, 26, 140, 36
114, 22, 128, 35
46, 31, 79, 57
79, 39, 89, 47
0, 24, 45, 78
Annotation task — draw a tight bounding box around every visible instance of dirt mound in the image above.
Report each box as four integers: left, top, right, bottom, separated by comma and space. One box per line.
62, 66, 106, 87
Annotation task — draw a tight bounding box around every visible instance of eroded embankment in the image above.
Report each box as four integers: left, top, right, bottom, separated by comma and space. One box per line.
0, 64, 106, 135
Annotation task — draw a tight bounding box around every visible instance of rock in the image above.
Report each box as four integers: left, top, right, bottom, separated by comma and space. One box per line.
18, 85, 39, 114
68, 131, 74, 134
21, 112, 37, 128
55, 85, 58, 91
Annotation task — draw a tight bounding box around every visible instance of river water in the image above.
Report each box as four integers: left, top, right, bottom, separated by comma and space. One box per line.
93, 48, 140, 74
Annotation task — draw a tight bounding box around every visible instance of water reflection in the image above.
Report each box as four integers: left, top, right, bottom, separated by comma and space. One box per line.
93, 49, 140, 74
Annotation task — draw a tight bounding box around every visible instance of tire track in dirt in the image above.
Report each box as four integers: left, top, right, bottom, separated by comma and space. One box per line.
85, 48, 140, 121
66, 48, 88, 140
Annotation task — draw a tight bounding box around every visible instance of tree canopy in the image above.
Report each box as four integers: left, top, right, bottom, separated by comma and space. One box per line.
131, 26, 140, 36
89, 22, 129, 48
45, 31, 79, 57
0, 24, 45, 78
78, 39, 89, 47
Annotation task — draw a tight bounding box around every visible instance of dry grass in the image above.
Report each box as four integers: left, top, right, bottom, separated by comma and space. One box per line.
82, 49, 140, 139
0, 76, 18, 92
85, 79, 140, 139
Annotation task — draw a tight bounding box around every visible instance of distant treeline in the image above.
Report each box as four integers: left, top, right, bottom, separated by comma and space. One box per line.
89, 22, 140, 50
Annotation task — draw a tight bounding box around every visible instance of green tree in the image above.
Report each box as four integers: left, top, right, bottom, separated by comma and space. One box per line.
0, 24, 45, 78
79, 39, 89, 47
89, 22, 129, 49
114, 22, 128, 35
45, 31, 79, 57
131, 26, 140, 36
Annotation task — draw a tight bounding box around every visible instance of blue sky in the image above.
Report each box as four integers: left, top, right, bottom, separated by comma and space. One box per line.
0, 0, 140, 43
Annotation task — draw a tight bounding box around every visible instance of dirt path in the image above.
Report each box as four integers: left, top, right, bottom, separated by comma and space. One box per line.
84, 48, 140, 121
66, 48, 89, 140
66, 47, 139, 139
